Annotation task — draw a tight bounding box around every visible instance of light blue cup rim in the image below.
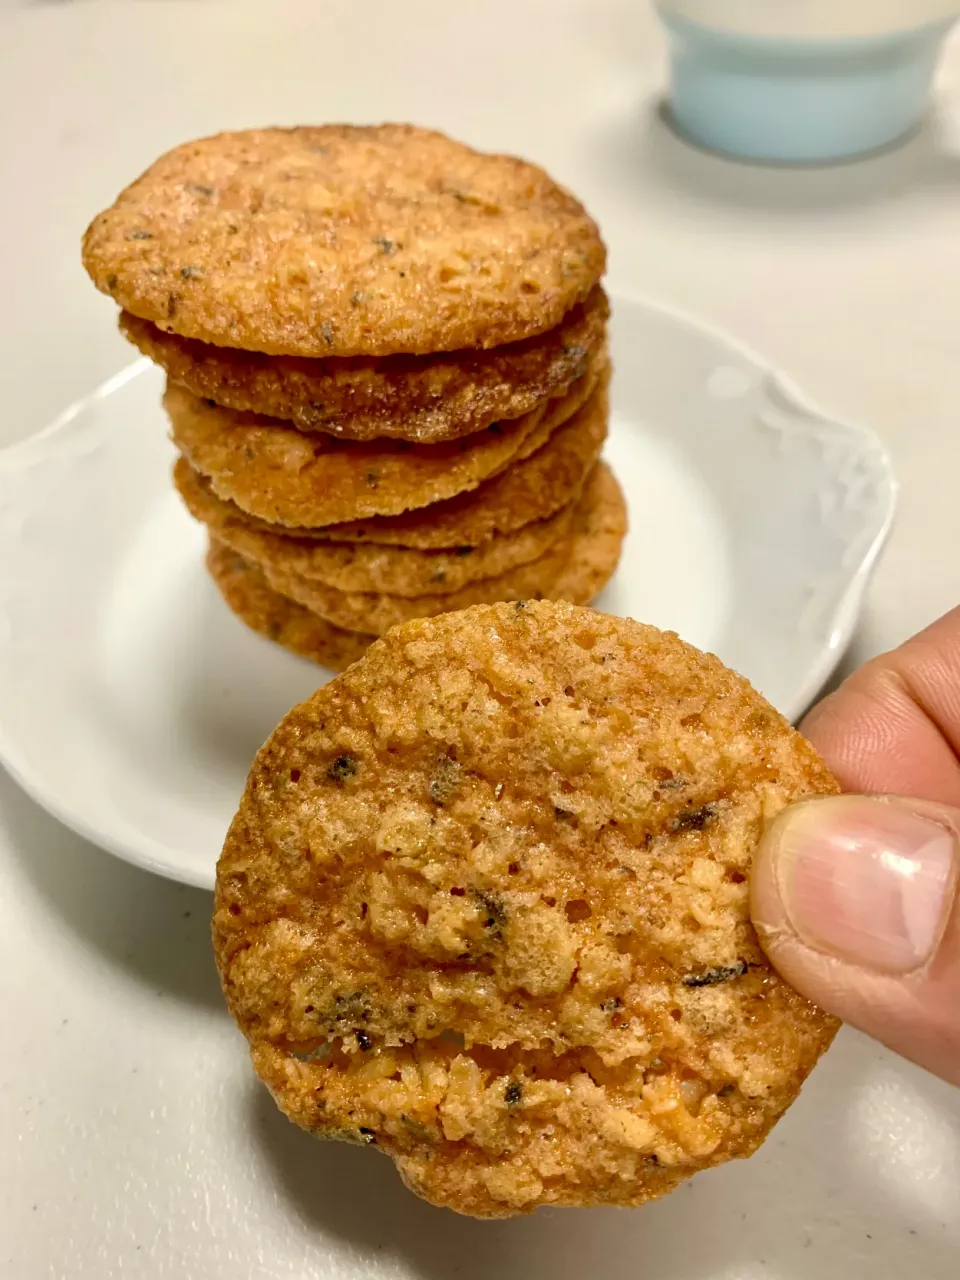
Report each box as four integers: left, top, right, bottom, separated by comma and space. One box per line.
657, 9, 957, 57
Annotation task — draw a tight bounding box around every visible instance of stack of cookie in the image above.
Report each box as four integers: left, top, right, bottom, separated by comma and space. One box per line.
82, 124, 625, 669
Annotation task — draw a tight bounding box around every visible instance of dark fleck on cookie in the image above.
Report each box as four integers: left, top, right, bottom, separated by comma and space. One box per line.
272, 378, 610, 548
165, 360, 599, 528
174, 456, 581, 598
256, 462, 626, 634
213, 600, 840, 1218
120, 288, 608, 442
83, 124, 606, 357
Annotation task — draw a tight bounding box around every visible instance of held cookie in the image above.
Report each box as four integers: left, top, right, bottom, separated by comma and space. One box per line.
206, 541, 370, 671
260, 463, 626, 634
214, 601, 840, 1218
121, 288, 608, 443
165, 363, 598, 528
175, 459, 580, 597
83, 124, 606, 358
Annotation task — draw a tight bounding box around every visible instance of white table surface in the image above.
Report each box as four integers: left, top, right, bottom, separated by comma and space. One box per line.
2, 3, 959, 1277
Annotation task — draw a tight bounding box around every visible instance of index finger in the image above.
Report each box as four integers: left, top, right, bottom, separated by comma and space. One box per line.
802, 605, 960, 804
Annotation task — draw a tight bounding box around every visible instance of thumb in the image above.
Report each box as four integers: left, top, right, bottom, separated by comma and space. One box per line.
752, 794, 960, 1085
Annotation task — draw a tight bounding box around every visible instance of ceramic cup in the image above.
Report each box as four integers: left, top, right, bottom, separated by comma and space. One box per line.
656, 1, 959, 162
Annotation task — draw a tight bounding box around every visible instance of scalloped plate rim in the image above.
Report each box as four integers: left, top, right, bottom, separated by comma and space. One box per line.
612, 289, 898, 717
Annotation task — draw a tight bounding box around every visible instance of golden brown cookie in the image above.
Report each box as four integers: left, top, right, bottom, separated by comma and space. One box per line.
165, 362, 598, 528
122, 288, 608, 443
213, 600, 839, 1218
262, 463, 625, 634
206, 540, 370, 671
277, 379, 609, 549
83, 125, 606, 358
175, 458, 580, 597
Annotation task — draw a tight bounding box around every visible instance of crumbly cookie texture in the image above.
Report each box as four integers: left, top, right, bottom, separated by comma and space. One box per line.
175, 457, 580, 597
214, 601, 840, 1218
259, 463, 625, 634
165, 362, 598, 528
83, 124, 605, 357
121, 288, 608, 442
206, 540, 369, 671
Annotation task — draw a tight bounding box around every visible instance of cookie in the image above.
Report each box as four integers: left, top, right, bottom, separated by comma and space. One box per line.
206, 540, 370, 671
175, 458, 579, 597
165, 362, 598, 528
271, 378, 609, 549
83, 124, 606, 357
213, 600, 839, 1218
121, 288, 608, 443
261, 463, 625, 634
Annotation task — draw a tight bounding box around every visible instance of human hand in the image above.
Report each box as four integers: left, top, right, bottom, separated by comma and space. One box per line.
751, 607, 960, 1086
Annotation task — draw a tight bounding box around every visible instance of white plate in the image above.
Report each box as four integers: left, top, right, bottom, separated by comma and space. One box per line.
0, 295, 895, 889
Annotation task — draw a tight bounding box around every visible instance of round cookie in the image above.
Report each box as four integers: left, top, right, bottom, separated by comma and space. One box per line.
280, 379, 609, 548
206, 540, 370, 671
175, 458, 580, 597
121, 288, 608, 443
213, 601, 839, 1218
83, 124, 606, 358
165, 364, 598, 528
261, 463, 626, 634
